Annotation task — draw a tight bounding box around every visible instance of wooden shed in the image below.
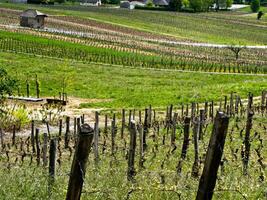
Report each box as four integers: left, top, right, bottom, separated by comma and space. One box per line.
20, 9, 47, 29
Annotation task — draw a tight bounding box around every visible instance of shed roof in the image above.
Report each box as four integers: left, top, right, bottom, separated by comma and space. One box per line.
153, 0, 169, 5
20, 9, 48, 18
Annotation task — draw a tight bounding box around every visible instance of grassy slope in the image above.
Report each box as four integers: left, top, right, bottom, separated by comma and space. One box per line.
0, 3, 266, 45
1, 52, 266, 108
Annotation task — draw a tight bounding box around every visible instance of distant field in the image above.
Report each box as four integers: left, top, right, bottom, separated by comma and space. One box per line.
0, 3, 266, 45
1, 52, 267, 108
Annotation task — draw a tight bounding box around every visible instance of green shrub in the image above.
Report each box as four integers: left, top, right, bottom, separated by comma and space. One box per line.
189, 0, 212, 11
0, 68, 17, 98
250, 0, 260, 12
226, 0, 233, 8
169, 0, 182, 11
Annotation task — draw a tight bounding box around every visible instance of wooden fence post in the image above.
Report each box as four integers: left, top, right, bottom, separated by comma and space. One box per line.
243, 93, 254, 175
196, 112, 229, 200
137, 123, 144, 168
127, 121, 137, 181
59, 119, 62, 137
36, 128, 40, 166
74, 117, 77, 136
199, 109, 205, 140
181, 117, 191, 159
171, 113, 178, 147
192, 117, 200, 178
31, 120, 35, 153
43, 132, 48, 167
66, 124, 94, 200
26, 79, 30, 97
224, 95, 227, 111
121, 109, 125, 139
143, 108, 148, 151
65, 116, 70, 149
94, 112, 99, 163
0, 128, 4, 151
111, 114, 116, 156
49, 138, 57, 182
12, 125, 16, 146
176, 117, 191, 174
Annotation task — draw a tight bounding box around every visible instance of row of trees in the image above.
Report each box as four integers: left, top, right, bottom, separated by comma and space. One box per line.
169, 0, 233, 12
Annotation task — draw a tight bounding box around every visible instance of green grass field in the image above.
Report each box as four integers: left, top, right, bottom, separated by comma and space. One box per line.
1, 52, 266, 108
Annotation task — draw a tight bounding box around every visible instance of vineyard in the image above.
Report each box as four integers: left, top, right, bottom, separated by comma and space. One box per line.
0, 2, 266, 200
0, 92, 266, 199
0, 7, 267, 74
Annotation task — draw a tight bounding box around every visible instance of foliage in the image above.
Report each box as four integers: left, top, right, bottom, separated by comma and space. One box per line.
169, 0, 182, 11
0, 68, 17, 98
189, 0, 213, 11
146, 0, 154, 7
0, 103, 30, 131
182, 0, 190, 7
226, 0, 233, 8
251, 0, 260, 12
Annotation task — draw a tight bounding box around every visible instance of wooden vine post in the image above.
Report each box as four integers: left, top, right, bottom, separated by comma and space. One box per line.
94, 111, 99, 163
192, 117, 200, 178
243, 93, 254, 175
31, 120, 35, 153
66, 124, 94, 200
196, 112, 229, 200
121, 109, 125, 139
49, 138, 57, 183
65, 116, 70, 149
36, 128, 40, 166
127, 121, 137, 181
42, 132, 48, 167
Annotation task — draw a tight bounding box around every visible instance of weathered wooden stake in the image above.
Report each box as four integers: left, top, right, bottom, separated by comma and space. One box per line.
12, 125, 16, 146
49, 138, 57, 183
94, 111, 99, 163
137, 124, 144, 168
127, 121, 137, 181
181, 117, 191, 159
36, 128, 40, 166
192, 117, 200, 178
43, 132, 48, 167
199, 109, 205, 140
121, 109, 125, 139
243, 93, 254, 175
0, 128, 4, 150
143, 108, 149, 151
66, 124, 94, 200
59, 119, 62, 137
65, 116, 70, 149
196, 112, 229, 200
111, 114, 116, 156
31, 120, 35, 153
171, 113, 178, 147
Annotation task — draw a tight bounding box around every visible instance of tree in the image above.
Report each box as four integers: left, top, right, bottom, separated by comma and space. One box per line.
0, 68, 17, 98
250, 0, 260, 12
169, 0, 182, 11
189, 0, 213, 11
226, 0, 233, 9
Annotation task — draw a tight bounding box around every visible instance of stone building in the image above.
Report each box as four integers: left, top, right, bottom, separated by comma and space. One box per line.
20, 9, 47, 29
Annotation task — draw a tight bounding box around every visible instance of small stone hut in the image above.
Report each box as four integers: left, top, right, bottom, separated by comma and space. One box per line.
20, 9, 47, 29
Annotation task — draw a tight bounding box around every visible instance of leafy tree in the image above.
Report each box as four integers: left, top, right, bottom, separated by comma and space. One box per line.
169, 0, 182, 11
190, 0, 212, 11
0, 68, 17, 98
226, 0, 233, 8
250, 0, 260, 12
